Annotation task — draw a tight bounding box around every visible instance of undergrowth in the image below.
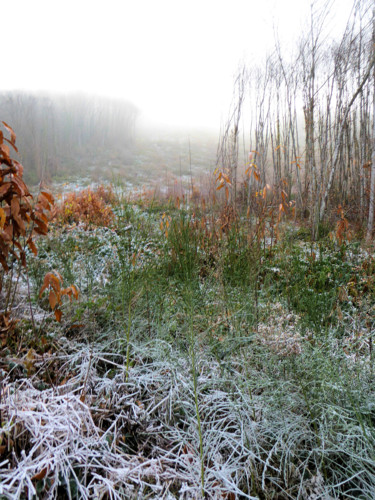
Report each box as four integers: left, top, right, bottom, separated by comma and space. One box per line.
1, 179, 375, 499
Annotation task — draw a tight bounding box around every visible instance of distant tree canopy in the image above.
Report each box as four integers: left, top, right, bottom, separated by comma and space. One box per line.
0, 92, 139, 183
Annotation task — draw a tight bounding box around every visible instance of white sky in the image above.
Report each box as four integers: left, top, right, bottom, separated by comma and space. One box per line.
2, 0, 356, 130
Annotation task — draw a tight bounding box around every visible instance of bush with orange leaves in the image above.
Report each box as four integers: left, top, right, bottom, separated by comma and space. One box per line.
54, 186, 115, 227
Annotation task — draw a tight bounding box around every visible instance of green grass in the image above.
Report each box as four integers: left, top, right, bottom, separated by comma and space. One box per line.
3, 192, 375, 499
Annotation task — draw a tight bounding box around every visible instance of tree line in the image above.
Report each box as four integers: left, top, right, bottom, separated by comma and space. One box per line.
0, 92, 138, 183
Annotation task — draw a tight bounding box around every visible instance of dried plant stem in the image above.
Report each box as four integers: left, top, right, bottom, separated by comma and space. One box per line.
188, 300, 205, 497
125, 299, 132, 382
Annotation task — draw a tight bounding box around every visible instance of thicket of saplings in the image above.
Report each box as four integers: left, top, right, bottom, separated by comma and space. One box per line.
1, 122, 375, 498
218, 0, 375, 242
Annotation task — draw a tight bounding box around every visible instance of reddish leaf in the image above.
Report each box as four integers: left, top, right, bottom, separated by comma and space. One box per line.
40, 191, 54, 204
0, 208, 5, 229
49, 290, 58, 310
39, 272, 62, 298
0, 143, 10, 159
27, 237, 38, 256
11, 175, 28, 197
0, 254, 8, 272
11, 197, 20, 217
0, 182, 11, 199
3, 138, 18, 153
70, 284, 79, 300
33, 218, 49, 235
2, 121, 16, 145
11, 160, 24, 177
54, 309, 62, 322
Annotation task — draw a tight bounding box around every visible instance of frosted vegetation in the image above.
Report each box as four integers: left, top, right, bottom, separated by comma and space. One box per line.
1, 183, 375, 499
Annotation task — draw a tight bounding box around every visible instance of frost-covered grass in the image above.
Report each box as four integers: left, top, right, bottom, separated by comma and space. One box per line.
1, 194, 375, 499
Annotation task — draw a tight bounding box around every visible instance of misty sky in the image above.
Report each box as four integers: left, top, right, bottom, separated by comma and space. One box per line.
2, 0, 355, 130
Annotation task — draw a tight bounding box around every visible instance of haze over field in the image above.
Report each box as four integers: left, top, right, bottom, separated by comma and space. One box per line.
2, 0, 355, 130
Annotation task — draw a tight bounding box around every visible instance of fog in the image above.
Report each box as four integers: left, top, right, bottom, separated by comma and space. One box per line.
0, 0, 360, 189
1, 0, 355, 130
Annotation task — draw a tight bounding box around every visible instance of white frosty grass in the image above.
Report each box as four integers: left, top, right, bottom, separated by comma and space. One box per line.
2, 332, 375, 499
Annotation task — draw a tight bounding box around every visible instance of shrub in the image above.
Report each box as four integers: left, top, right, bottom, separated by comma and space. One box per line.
54, 187, 114, 227
0, 122, 54, 316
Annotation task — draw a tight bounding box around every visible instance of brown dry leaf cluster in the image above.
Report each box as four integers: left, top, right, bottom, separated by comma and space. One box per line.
0, 122, 54, 274
53, 186, 115, 227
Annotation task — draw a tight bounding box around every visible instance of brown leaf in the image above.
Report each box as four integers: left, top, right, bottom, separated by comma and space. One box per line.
49, 290, 58, 310
0, 143, 10, 159
10, 198, 20, 217
0, 208, 5, 229
33, 218, 49, 235
54, 309, 62, 322
11, 175, 28, 197
39, 272, 62, 298
31, 467, 47, 481
12, 160, 24, 177
3, 224, 13, 241
3, 138, 18, 153
13, 215, 26, 235
27, 237, 38, 256
0, 254, 9, 272
0, 182, 11, 199
40, 191, 54, 204
2, 121, 16, 145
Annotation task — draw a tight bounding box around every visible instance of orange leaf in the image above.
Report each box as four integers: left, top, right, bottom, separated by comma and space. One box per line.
70, 284, 79, 300
0, 143, 10, 159
0, 208, 5, 229
33, 218, 49, 235
39, 272, 61, 298
49, 290, 58, 310
2, 121, 16, 145
253, 170, 260, 181
54, 309, 62, 322
40, 191, 54, 204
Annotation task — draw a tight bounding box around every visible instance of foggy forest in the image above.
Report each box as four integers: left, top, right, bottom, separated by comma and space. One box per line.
1, 0, 375, 498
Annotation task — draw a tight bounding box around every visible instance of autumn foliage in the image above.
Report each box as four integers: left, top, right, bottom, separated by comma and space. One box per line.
0, 122, 54, 279
39, 271, 79, 322
0, 122, 78, 325
53, 186, 115, 227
